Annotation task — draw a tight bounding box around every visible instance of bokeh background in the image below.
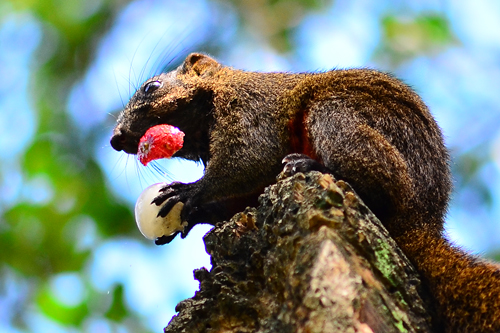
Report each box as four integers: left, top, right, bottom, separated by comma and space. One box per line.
1, 0, 500, 332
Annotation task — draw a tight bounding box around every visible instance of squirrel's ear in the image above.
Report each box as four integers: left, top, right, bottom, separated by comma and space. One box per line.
181, 53, 220, 76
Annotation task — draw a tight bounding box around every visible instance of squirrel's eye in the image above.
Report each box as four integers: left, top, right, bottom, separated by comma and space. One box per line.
144, 81, 162, 94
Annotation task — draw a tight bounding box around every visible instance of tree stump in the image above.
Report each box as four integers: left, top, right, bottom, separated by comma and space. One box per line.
164, 171, 435, 333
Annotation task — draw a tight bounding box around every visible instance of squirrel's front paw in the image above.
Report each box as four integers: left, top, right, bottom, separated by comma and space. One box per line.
151, 182, 200, 245
281, 153, 329, 177
152, 182, 190, 214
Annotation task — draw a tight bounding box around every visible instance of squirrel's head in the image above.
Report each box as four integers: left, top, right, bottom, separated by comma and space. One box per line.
110, 53, 221, 158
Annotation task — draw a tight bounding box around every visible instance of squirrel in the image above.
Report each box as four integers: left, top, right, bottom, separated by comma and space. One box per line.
110, 53, 500, 332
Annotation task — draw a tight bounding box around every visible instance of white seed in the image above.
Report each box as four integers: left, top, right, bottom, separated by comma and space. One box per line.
134, 183, 186, 240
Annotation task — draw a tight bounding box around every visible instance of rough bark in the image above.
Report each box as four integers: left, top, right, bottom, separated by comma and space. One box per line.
164, 171, 435, 333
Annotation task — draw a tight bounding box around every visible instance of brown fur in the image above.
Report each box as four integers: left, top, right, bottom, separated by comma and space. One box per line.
111, 53, 500, 332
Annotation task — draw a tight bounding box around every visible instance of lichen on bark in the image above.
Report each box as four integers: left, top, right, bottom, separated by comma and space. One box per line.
164, 171, 435, 333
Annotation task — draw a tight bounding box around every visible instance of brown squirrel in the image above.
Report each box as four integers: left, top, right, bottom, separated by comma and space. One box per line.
110, 53, 500, 332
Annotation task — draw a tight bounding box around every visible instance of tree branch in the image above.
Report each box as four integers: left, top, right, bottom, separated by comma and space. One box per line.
164, 171, 436, 332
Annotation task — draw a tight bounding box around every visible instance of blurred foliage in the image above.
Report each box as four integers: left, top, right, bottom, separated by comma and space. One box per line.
36, 284, 89, 326
375, 13, 457, 66
221, 0, 333, 52
1, 0, 143, 330
452, 148, 494, 209
105, 285, 128, 322
0, 0, 498, 331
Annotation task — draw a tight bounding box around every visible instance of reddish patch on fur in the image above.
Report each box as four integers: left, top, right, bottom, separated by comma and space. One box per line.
288, 109, 317, 159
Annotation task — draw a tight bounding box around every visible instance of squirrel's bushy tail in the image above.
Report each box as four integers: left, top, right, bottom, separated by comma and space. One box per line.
396, 229, 500, 333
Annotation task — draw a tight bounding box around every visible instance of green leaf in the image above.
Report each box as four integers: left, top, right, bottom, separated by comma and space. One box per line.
105, 284, 128, 322
36, 282, 89, 326
377, 13, 457, 65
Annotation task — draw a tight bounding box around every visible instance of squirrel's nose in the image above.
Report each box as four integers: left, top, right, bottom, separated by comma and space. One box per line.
110, 126, 141, 154
110, 127, 125, 152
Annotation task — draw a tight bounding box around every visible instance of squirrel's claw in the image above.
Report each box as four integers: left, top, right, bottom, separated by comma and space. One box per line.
282, 153, 329, 177
153, 182, 202, 243
155, 232, 180, 245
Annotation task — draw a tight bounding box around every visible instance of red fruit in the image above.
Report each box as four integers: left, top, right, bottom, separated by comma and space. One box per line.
138, 124, 185, 166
